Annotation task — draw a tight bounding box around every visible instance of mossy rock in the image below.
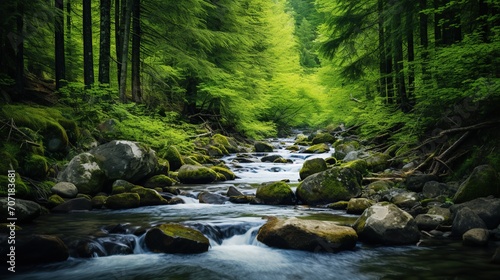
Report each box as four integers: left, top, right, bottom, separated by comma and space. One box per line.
333, 141, 360, 160
182, 156, 202, 166
91, 195, 107, 209
325, 157, 338, 165
145, 223, 209, 254
366, 180, 393, 194
311, 133, 335, 144
144, 175, 176, 189
299, 158, 327, 180
453, 165, 500, 203
296, 167, 362, 206
207, 145, 228, 157
256, 181, 296, 205
22, 154, 49, 179
131, 186, 169, 206
211, 166, 236, 181
16, 127, 44, 155
346, 198, 374, 214
0, 148, 20, 173
327, 201, 349, 210
365, 152, 391, 172
286, 145, 300, 151
160, 146, 184, 171
47, 194, 65, 209
178, 164, 217, 184
254, 141, 274, 152
105, 193, 141, 209
294, 134, 309, 145
156, 159, 170, 175
211, 134, 239, 153
0, 105, 72, 154
111, 179, 136, 194
303, 143, 330, 154
341, 159, 368, 175
0, 174, 33, 199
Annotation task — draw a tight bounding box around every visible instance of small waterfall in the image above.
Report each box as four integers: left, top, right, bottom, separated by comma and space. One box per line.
220, 225, 261, 246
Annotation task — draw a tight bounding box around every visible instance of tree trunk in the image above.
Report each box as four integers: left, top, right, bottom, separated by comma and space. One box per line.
419, 0, 429, 78
406, 10, 415, 98
119, 0, 133, 102
434, 0, 442, 47
377, 0, 387, 101
55, 0, 66, 89
393, 12, 408, 112
83, 0, 94, 88
16, 1, 24, 96
131, 0, 142, 102
115, 0, 122, 87
99, 0, 111, 85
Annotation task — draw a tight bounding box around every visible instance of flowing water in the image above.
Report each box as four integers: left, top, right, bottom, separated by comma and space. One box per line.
3, 138, 500, 279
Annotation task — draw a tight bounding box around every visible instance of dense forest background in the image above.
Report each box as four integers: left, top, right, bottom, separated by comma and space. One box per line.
1, 0, 499, 178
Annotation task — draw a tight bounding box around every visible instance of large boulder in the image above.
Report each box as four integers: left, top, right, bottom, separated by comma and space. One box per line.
451, 207, 487, 238
1, 235, 69, 265
51, 197, 92, 213
299, 158, 327, 180
144, 175, 176, 189
391, 191, 420, 210
415, 214, 445, 231
105, 193, 141, 209
296, 167, 362, 206
346, 198, 374, 214
353, 202, 421, 245
131, 187, 169, 206
365, 152, 391, 172
254, 141, 274, 152
450, 197, 500, 229
303, 143, 330, 154
145, 224, 209, 254
257, 217, 357, 252
453, 165, 500, 203
462, 228, 490, 246
51, 182, 78, 198
422, 181, 456, 198
211, 134, 239, 153
178, 164, 217, 184
0, 198, 42, 223
161, 146, 184, 171
57, 153, 106, 195
311, 133, 335, 144
256, 181, 296, 205
333, 141, 359, 160
90, 140, 158, 183
404, 174, 439, 192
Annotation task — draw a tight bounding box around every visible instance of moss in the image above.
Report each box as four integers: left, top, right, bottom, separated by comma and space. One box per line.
112, 186, 127, 194
183, 156, 202, 166
91, 195, 107, 209
131, 186, 168, 206
156, 223, 209, 244
22, 154, 48, 179
160, 146, 184, 171
453, 165, 500, 203
144, 175, 176, 188
1, 105, 70, 153
178, 165, 217, 184
0, 174, 33, 199
0, 147, 19, 173
300, 158, 327, 180
77, 193, 92, 200
304, 143, 329, 154
47, 194, 65, 208
341, 159, 368, 175
256, 181, 295, 205
105, 193, 141, 209
211, 166, 236, 181
212, 134, 239, 153
311, 133, 335, 144
327, 201, 349, 210
207, 145, 227, 157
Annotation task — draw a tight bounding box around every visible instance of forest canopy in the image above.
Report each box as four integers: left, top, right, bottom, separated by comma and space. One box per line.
0, 0, 498, 144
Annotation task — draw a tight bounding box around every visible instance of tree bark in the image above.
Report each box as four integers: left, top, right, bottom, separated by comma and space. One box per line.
406, 9, 415, 98
115, 0, 122, 86
393, 11, 408, 111
377, 0, 387, 101
83, 0, 94, 88
99, 0, 111, 85
131, 0, 142, 102
16, 1, 24, 96
55, 0, 66, 89
119, 0, 133, 102
419, 0, 429, 78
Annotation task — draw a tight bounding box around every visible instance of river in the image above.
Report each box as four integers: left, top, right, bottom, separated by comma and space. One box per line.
3, 138, 500, 279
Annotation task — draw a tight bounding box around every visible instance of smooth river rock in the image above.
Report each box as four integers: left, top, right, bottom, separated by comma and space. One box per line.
257, 217, 358, 252
353, 202, 421, 245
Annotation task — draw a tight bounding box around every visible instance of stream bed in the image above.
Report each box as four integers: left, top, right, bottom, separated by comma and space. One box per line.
3, 138, 500, 279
